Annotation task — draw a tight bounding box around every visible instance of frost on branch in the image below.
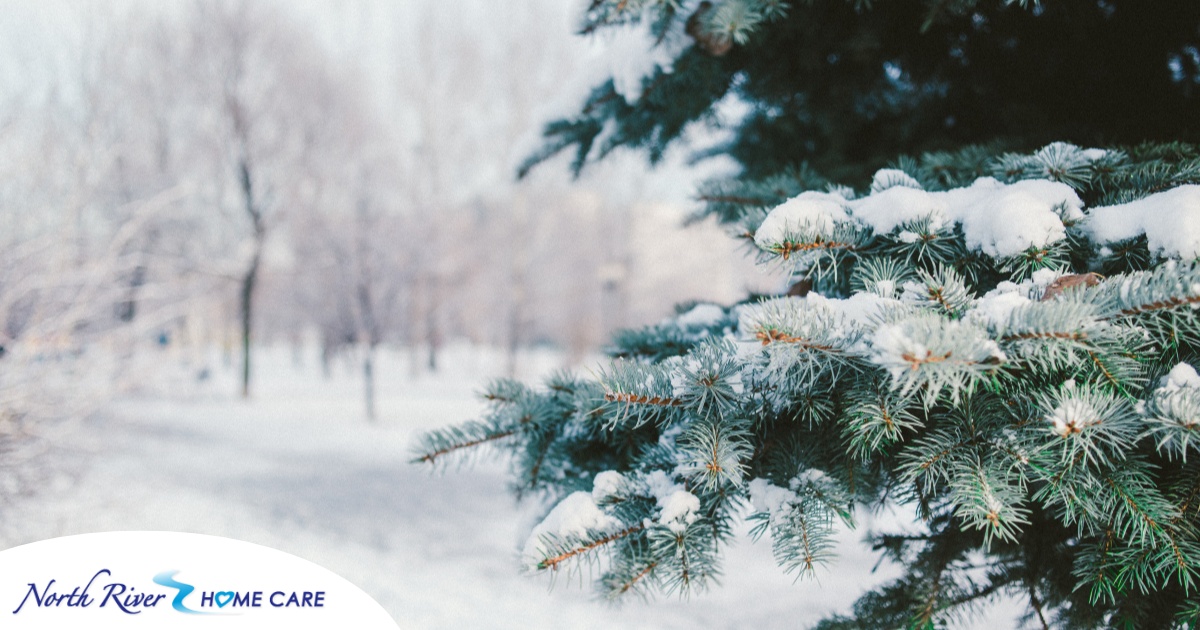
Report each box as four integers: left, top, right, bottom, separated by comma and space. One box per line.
420, 142, 1200, 625
1085, 185, 1200, 259
753, 176, 1083, 262
1144, 363, 1200, 460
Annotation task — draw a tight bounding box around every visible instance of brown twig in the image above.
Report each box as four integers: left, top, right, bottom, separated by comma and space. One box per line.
618, 562, 659, 594
538, 524, 646, 571
769, 239, 858, 260
1001, 330, 1087, 342
901, 350, 953, 371
416, 430, 516, 464
754, 328, 839, 352
1117, 294, 1200, 317
604, 392, 684, 407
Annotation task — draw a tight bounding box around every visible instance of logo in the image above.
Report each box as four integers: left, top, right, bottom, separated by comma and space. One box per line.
0, 531, 397, 629
152, 571, 201, 613
9, 568, 328, 616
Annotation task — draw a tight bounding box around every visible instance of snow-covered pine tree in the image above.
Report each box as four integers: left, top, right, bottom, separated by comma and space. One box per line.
518, 0, 1200, 184
416, 2, 1200, 628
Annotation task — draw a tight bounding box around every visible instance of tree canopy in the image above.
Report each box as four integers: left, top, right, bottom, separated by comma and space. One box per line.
422, 2, 1200, 628
522, 0, 1200, 184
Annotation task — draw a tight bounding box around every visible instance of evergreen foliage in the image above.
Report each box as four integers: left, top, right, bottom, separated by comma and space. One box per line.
419, 140, 1200, 627
520, 0, 1200, 184
418, 2, 1200, 627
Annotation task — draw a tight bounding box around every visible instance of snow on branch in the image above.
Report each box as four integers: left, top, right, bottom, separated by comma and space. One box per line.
426, 141, 1200, 616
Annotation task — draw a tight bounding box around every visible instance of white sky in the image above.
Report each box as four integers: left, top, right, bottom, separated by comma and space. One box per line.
0, 0, 739, 203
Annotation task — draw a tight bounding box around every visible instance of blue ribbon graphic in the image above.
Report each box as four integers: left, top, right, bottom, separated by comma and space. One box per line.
152, 570, 210, 614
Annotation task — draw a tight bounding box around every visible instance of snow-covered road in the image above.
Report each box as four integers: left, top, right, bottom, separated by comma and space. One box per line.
0, 348, 1015, 628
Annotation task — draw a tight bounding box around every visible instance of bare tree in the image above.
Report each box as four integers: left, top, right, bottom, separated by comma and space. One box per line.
0, 0, 760, 431
188, 0, 344, 397
290, 158, 410, 420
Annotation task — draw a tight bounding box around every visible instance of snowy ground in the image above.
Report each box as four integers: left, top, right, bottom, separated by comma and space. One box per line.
0, 346, 1021, 628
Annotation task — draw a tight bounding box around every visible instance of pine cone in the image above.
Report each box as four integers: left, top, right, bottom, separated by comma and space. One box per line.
687, 2, 733, 57
787, 279, 812, 297
1040, 272, 1102, 301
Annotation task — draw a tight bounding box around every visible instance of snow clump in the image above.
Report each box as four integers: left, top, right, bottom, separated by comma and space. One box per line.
753, 191, 852, 251
643, 470, 700, 533
747, 478, 798, 516
675, 303, 727, 329
1160, 362, 1200, 392
1085, 185, 1200, 259
522, 492, 622, 567
1048, 397, 1101, 438
754, 175, 1084, 259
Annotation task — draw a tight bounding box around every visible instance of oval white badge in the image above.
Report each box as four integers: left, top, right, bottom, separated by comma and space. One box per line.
0, 531, 398, 629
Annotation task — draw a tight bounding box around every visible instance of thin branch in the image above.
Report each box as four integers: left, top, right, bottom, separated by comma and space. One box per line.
604, 392, 684, 407
415, 430, 516, 464
1001, 331, 1087, 342
1117, 294, 1200, 318
697, 194, 775, 206
538, 524, 646, 571
618, 561, 658, 594
754, 328, 841, 352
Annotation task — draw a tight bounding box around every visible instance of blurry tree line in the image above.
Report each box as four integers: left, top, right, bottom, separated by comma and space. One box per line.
0, 0, 752, 422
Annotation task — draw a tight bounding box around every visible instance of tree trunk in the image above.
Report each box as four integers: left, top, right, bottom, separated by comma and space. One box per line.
425, 275, 441, 373
506, 283, 525, 378
505, 309, 520, 378
236, 156, 264, 399
351, 196, 379, 419
239, 244, 260, 399
320, 338, 333, 380
116, 264, 146, 323
405, 290, 420, 378
426, 311, 440, 372
362, 343, 376, 421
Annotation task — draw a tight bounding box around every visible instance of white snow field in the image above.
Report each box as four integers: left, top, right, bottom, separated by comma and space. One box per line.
0, 346, 1020, 628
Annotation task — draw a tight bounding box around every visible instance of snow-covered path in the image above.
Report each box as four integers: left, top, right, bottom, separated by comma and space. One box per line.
0, 348, 1013, 628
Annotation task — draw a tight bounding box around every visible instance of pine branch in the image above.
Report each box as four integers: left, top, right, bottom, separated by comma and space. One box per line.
603, 391, 684, 407
1118, 294, 1200, 318
696, 193, 775, 206
754, 327, 841, 352
915, 559, 947, 628
617, 561, 657, 595
426, 140, 1200, 620
537, 524, 646, 571
1028, 585, 1050, 630
411, 408, 540, 467
768, 238, 861, 260
1001, 331, 1086, 342
412, 428, 516, 465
